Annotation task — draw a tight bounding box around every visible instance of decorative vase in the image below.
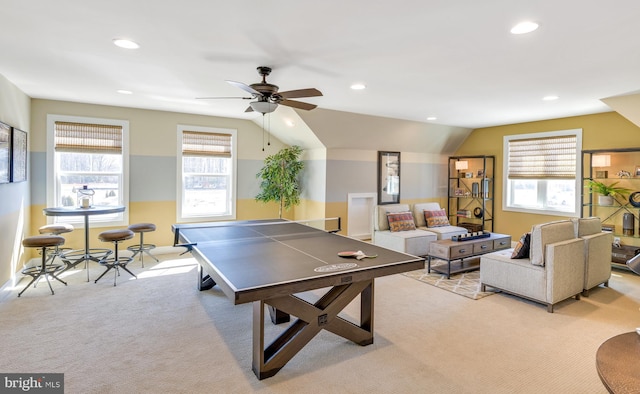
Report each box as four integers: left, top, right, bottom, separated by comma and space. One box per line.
598, 195, 614, 206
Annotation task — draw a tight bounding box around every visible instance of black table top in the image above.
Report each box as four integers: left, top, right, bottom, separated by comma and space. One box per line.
173, 220, 424, 304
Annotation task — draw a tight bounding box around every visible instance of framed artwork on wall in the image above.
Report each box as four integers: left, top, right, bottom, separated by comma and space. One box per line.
378, 151, 400, 205
0, 122, 10, 184
11, 128, 27, 182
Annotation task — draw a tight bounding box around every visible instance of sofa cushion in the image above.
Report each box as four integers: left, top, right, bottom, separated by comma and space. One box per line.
374, 229, 437, 256
413, 202, 441, 227
511, 232, 531, 259
571, 217, 602, 237
530, 220, 575, 266
376, 204, 411, 231
424, 209, 450, 227
387, 212, 417, 232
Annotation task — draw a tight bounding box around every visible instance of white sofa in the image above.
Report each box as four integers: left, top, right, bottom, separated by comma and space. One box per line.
372, 204, 437, 256
572, 217, 611, 296
480, 220, 585, 313
413, 202, 468, 240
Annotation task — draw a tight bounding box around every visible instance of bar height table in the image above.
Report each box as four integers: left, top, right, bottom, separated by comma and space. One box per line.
43, 205, 126, 281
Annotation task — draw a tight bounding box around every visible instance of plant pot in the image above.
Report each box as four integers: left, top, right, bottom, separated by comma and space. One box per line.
598, 195, 614, 206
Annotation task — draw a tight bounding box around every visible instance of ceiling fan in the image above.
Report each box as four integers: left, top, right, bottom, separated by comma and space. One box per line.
197, 66, 322, 114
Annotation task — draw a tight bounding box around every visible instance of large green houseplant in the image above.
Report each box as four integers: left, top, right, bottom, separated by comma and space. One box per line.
256, 145, 304, 218
586, 179, 631, 206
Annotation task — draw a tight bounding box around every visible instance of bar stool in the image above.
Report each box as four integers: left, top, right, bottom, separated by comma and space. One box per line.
127, 223, 158, 268
19, 235, 67, 297
38, 223, 74, 266
95, 229, 136, 286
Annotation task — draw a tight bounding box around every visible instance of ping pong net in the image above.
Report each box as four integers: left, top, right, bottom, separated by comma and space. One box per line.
172, 217, 341, 253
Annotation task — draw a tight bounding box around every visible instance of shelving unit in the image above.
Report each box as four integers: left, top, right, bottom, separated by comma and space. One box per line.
447, 155, 495, 232
582, 148, 640, 269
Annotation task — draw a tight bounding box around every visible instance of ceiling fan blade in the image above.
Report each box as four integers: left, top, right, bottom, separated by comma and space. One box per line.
244, 106, 254, 113
227, 80, 262, 96
278, 88, 322, 99
279, 99, 317, 111
195, 96, 253, 100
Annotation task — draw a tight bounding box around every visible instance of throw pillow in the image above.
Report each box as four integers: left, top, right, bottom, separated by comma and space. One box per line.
423, 209, 450, 228
387, 212, 416, 232
511, 232, 531, 259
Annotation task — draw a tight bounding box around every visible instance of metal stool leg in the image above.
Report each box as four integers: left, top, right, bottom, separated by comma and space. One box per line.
96, 230, 136, 286
129, 232, 158, 268
18, 246, 66, 297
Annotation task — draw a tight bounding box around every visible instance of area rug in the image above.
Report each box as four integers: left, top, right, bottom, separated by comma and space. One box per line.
402, 267, 494, 300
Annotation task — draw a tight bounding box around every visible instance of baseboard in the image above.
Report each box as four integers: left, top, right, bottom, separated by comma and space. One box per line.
0, 245, 191, 301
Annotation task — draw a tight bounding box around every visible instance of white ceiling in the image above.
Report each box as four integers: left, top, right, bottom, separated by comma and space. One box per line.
2, 0, 640, 129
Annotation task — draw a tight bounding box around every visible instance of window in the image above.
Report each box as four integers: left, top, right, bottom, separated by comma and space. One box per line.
503, 129, 582, 216
46, 115, 129, 226
177, 125, 237, 222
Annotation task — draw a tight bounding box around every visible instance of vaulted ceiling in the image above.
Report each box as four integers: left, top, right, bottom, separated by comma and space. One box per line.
2, 1, 639, 150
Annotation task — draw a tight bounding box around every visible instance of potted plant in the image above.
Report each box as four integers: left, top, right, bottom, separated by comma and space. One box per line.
586, 179, 631, 206
256, 145, 304, 218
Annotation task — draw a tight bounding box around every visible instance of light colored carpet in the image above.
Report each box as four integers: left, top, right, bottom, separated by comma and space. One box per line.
402, 268, 493, 300
1, 253, 637, 393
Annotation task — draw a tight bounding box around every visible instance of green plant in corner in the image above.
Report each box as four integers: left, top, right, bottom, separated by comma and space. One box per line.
586, 179, 631, 197
256, 145, 304, 218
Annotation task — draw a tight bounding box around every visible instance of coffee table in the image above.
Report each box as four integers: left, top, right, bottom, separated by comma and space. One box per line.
427, 233, 511, 279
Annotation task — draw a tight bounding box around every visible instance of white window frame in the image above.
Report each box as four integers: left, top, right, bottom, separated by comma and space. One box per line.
176, 125, 237, 222
46, 114, 130, 227
503, 129, 582, 217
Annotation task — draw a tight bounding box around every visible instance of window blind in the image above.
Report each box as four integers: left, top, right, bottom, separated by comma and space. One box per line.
54, 121, 122, 153
507, 135, 577, 179
182, 131, 231, 158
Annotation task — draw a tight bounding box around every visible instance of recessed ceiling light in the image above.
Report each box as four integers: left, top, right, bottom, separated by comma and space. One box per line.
427, 116, 437, 121
542, 95, 559, 101
285, 119, 295, 127
510, 21, 539, 35
350, 83, 366, 90
113, 38, 140, 49
117, 90, 133, 95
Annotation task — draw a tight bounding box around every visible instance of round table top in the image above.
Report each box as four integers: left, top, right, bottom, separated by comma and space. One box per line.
43, 205, 125, 216
596, 331, 640, 394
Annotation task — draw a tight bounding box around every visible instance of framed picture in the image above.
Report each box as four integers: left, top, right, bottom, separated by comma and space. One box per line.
378, 151, 400, 204
0, 122, 10, 184
635, 166, 640, 178
477, 169, 484, 178
465, 172, 473, 178
11, 128, 27, 182
454, 188, 465, 197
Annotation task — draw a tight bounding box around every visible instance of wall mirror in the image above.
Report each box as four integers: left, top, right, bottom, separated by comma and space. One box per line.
378, 151, 400, 204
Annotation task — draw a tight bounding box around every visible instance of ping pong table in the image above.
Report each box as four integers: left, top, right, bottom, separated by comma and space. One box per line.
172, 219, 424, 379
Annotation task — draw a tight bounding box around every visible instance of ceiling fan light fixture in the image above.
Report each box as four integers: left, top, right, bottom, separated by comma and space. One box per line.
510, 21, 539, 35
250, 101, 277, 114
112, 38, 140, 49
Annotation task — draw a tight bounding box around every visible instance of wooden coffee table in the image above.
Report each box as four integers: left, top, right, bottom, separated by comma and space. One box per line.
427, 233, 511, 279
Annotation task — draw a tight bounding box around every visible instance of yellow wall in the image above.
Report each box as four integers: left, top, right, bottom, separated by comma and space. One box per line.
455, 111, 640, 239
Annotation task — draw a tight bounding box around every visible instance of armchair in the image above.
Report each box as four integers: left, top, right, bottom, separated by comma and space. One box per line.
480, 220, 585, 312
572, 217, 612, 296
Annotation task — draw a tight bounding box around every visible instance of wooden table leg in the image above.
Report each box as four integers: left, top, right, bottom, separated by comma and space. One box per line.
252, 279, 375, 379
